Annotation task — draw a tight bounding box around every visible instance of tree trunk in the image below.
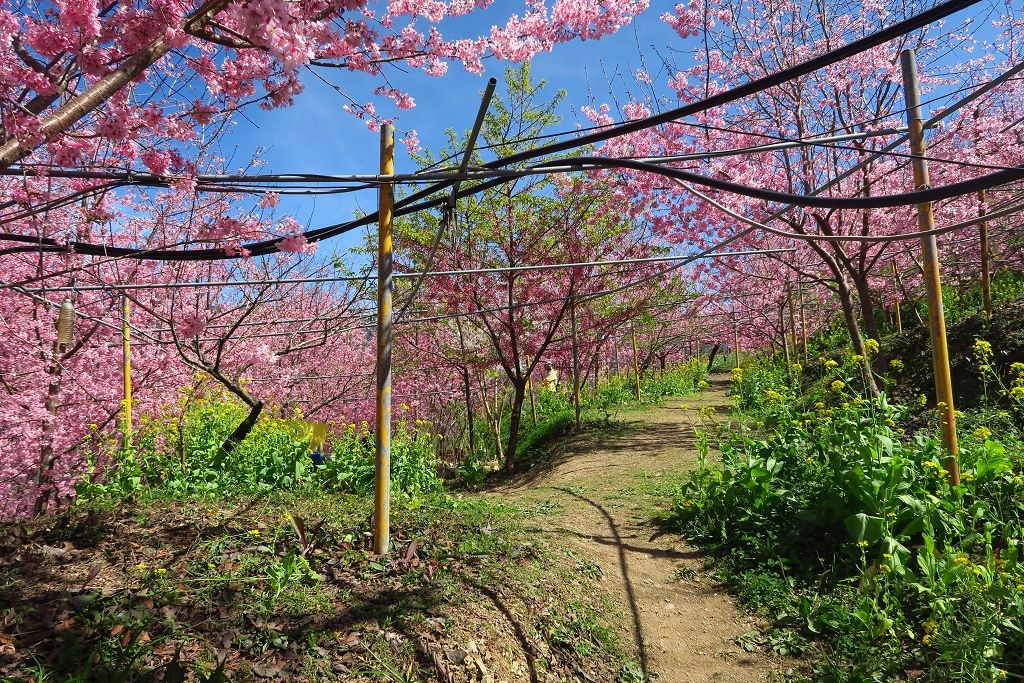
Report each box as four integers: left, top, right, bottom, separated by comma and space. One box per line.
34, 345, 63, 515
706, 343, 721, 373
213, 400, 264, 467
504, 381, 527, 472
851, 272, 880, 342
836, 278, 879, 397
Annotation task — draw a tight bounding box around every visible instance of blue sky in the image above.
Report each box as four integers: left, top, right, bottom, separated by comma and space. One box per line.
228, 3, 687, 255
223, 1, 999, 260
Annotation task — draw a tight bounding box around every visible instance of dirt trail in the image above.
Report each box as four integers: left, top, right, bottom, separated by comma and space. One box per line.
495, 374, 772, 682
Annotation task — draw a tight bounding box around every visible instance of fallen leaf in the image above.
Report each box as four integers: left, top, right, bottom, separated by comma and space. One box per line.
252, 659, 283, 678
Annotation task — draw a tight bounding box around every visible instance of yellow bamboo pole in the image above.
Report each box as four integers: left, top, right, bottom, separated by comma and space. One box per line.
901, 49, 959, 484
892, 264, 903, 334
733, 314, 741, 369
797, 284, 808, 365
122, 296, 133, 448
979, 189, 992, 318
570, 298, 582, 432
374, 123, 395, 554
630, 324, 642, 401
528, 376, 538, 425
786, 282, 798, 363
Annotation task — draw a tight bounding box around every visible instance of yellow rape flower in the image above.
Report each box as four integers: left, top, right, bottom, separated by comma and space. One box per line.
830, 380, 846, 391
864, 339, 880, 355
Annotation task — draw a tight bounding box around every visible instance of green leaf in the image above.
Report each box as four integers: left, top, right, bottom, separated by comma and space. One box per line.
844, 513, 884, 543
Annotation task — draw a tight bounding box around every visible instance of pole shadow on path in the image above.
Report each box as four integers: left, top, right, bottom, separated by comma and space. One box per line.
552, 486, 660, 680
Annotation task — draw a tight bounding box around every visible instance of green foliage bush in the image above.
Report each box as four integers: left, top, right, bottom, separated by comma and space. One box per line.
674, 373, 1024, 681
641, 359, 707, 397
78, 398, 442, 502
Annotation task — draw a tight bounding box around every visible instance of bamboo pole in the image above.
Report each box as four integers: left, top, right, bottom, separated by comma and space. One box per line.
892, 264, 903, 334
733, 314, 741, 369
786, 282, 798, 363
979, 189, 992, 318
779, 301, 792, 370
374, 123, 395, 555
901, 49, 959, 484
122, 296, 133, 448
570, 298, 582, 432
797, 284, 808, 365
528, 375, 538, 425
630, 324, 642, 401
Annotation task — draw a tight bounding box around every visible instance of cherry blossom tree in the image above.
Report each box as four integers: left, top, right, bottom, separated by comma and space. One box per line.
398, 65, 666, 469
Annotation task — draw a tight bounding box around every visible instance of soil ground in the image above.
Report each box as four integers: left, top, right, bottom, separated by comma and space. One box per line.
492, 374, 773, 683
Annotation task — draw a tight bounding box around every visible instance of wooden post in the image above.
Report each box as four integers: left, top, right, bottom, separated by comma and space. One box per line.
779, 301, 792, 370
733, 313, 741, 369
902, 49, 959, 484
892, 264, 903, 334
122, 296, 133, 448
528, 375, 538, 424
374, 123, 395, 554
979, 189, 992, 318
570, 298, 582, 432
630, 324, 642, 401
786, 282, 798, 363
797, 284, 808, 364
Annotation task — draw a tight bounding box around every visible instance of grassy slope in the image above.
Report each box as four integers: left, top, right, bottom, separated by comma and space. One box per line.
0, 490, 628, 682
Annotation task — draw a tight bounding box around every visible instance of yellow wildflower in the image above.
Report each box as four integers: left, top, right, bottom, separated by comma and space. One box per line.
830, 380, 846, 391
864, 339, 880, 355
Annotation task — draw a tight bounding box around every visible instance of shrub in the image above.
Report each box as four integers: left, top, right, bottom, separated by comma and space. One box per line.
673, 377, 1024, 681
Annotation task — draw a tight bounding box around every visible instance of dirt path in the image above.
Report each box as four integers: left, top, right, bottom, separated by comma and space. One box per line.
495, 375, 772, 682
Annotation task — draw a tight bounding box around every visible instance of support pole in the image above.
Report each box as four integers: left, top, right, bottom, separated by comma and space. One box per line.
122, 296, 133, 448
733, 314, 740, 369
630, 324, 642, 401
901, 49, 959, 484
786, 282, 798, 363
779, 301, 792, 370
979, 189, 992, 318
797, 284, 808, 364
892, 264, 903, 334
528, 375, 538, 425
570, 298, 582, 432
374, 123, 395, 554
